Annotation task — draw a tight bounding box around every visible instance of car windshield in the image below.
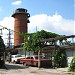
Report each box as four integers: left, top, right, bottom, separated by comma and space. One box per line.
15, 55, 22, 57
35, 56, 38, 59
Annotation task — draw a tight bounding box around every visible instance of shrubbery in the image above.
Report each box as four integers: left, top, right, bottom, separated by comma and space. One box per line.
70, 55, 75, 72
54, 49, 67, 68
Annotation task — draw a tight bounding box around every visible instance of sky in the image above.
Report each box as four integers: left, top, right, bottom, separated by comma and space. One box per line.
0, 0, 75, 44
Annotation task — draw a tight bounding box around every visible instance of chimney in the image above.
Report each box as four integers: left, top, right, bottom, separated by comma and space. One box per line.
12, 8, 30, 46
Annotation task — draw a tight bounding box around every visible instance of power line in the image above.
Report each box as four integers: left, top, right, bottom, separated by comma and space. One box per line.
0, 25, 14, 48
0, 24, 26, 48
0, 25, 25, 36
0, 29, 2, 35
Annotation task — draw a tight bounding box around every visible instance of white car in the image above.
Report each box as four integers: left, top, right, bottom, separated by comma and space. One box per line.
11, 54, 25, 63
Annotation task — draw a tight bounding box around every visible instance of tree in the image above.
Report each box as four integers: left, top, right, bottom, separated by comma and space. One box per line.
0, 36, 5, 52
23, 30, 59, 68
70, 54, 75, 72
0, 36, 5, 67
54, 49, 67, 68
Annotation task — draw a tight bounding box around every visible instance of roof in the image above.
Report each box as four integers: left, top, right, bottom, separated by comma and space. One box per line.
11, 8, 29, 17
41, 35, 75, 42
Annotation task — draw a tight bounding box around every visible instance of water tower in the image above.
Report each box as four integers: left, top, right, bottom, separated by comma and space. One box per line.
12, 8, 30, 46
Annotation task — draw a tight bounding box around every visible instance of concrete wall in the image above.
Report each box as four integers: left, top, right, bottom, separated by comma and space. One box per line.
18, 50, 34, 57
66, 50, 75, 66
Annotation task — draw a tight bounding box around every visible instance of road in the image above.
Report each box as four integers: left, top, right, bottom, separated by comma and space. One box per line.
0, 62, 73, 75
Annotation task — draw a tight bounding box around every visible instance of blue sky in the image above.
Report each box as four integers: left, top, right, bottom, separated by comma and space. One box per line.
0, 0, 74, 20
0, 0, 74, 44
0, 0, 74, 35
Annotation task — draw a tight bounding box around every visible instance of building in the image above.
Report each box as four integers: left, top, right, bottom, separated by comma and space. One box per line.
12, 8, 30, 46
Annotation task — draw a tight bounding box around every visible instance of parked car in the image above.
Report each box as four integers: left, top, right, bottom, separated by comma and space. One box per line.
20, 55, 52, 67
11, 54, 25, 63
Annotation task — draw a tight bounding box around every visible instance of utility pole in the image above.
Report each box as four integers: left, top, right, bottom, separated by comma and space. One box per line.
8, 29, 11, 48
36, 26, 37, 32
7, 29, 13, 48
0, 25, 14, 48
0, 29, 2, 35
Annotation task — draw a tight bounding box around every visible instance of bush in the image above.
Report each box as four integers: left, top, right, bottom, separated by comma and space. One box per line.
70, 55, 75, 72
54, 49, 67, 68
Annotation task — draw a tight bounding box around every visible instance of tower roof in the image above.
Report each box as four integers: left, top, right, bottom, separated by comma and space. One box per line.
11, 8, 28, 17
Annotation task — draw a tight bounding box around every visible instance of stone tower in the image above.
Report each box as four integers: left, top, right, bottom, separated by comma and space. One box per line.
12, 8, 30, 46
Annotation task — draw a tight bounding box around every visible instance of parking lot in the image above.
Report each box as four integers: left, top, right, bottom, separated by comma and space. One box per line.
0, 62, 73, 75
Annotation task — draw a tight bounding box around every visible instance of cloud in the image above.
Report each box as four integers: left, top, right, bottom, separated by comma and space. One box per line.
0, 16, 14, 44
0, 13, 74, 44
11, 0, 22, 5
28, 14, 74, 35
0, 16, 14, 30
0, 14, 74, 36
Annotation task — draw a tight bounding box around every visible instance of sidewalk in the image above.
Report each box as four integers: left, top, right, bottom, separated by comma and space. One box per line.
28, 67, 74, 75
0, 62, 74, 75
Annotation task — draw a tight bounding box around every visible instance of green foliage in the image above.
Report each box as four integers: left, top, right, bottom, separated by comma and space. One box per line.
54, 49, 67, 68
23, 30, 59, 52
70, 54, 75, 72
23, 34, 33, 51
33, 30, 59, 39
0, 36, 5, 52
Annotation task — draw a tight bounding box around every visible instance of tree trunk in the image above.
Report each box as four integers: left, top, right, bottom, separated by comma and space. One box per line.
4, 52, 5, 65
25, 50, 26, 57
38, 50, 41, 68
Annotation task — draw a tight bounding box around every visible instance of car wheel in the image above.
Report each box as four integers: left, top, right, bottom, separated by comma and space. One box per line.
35, 63, 38, 67
13, 60, 16, 64
23, 62, 27, 66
